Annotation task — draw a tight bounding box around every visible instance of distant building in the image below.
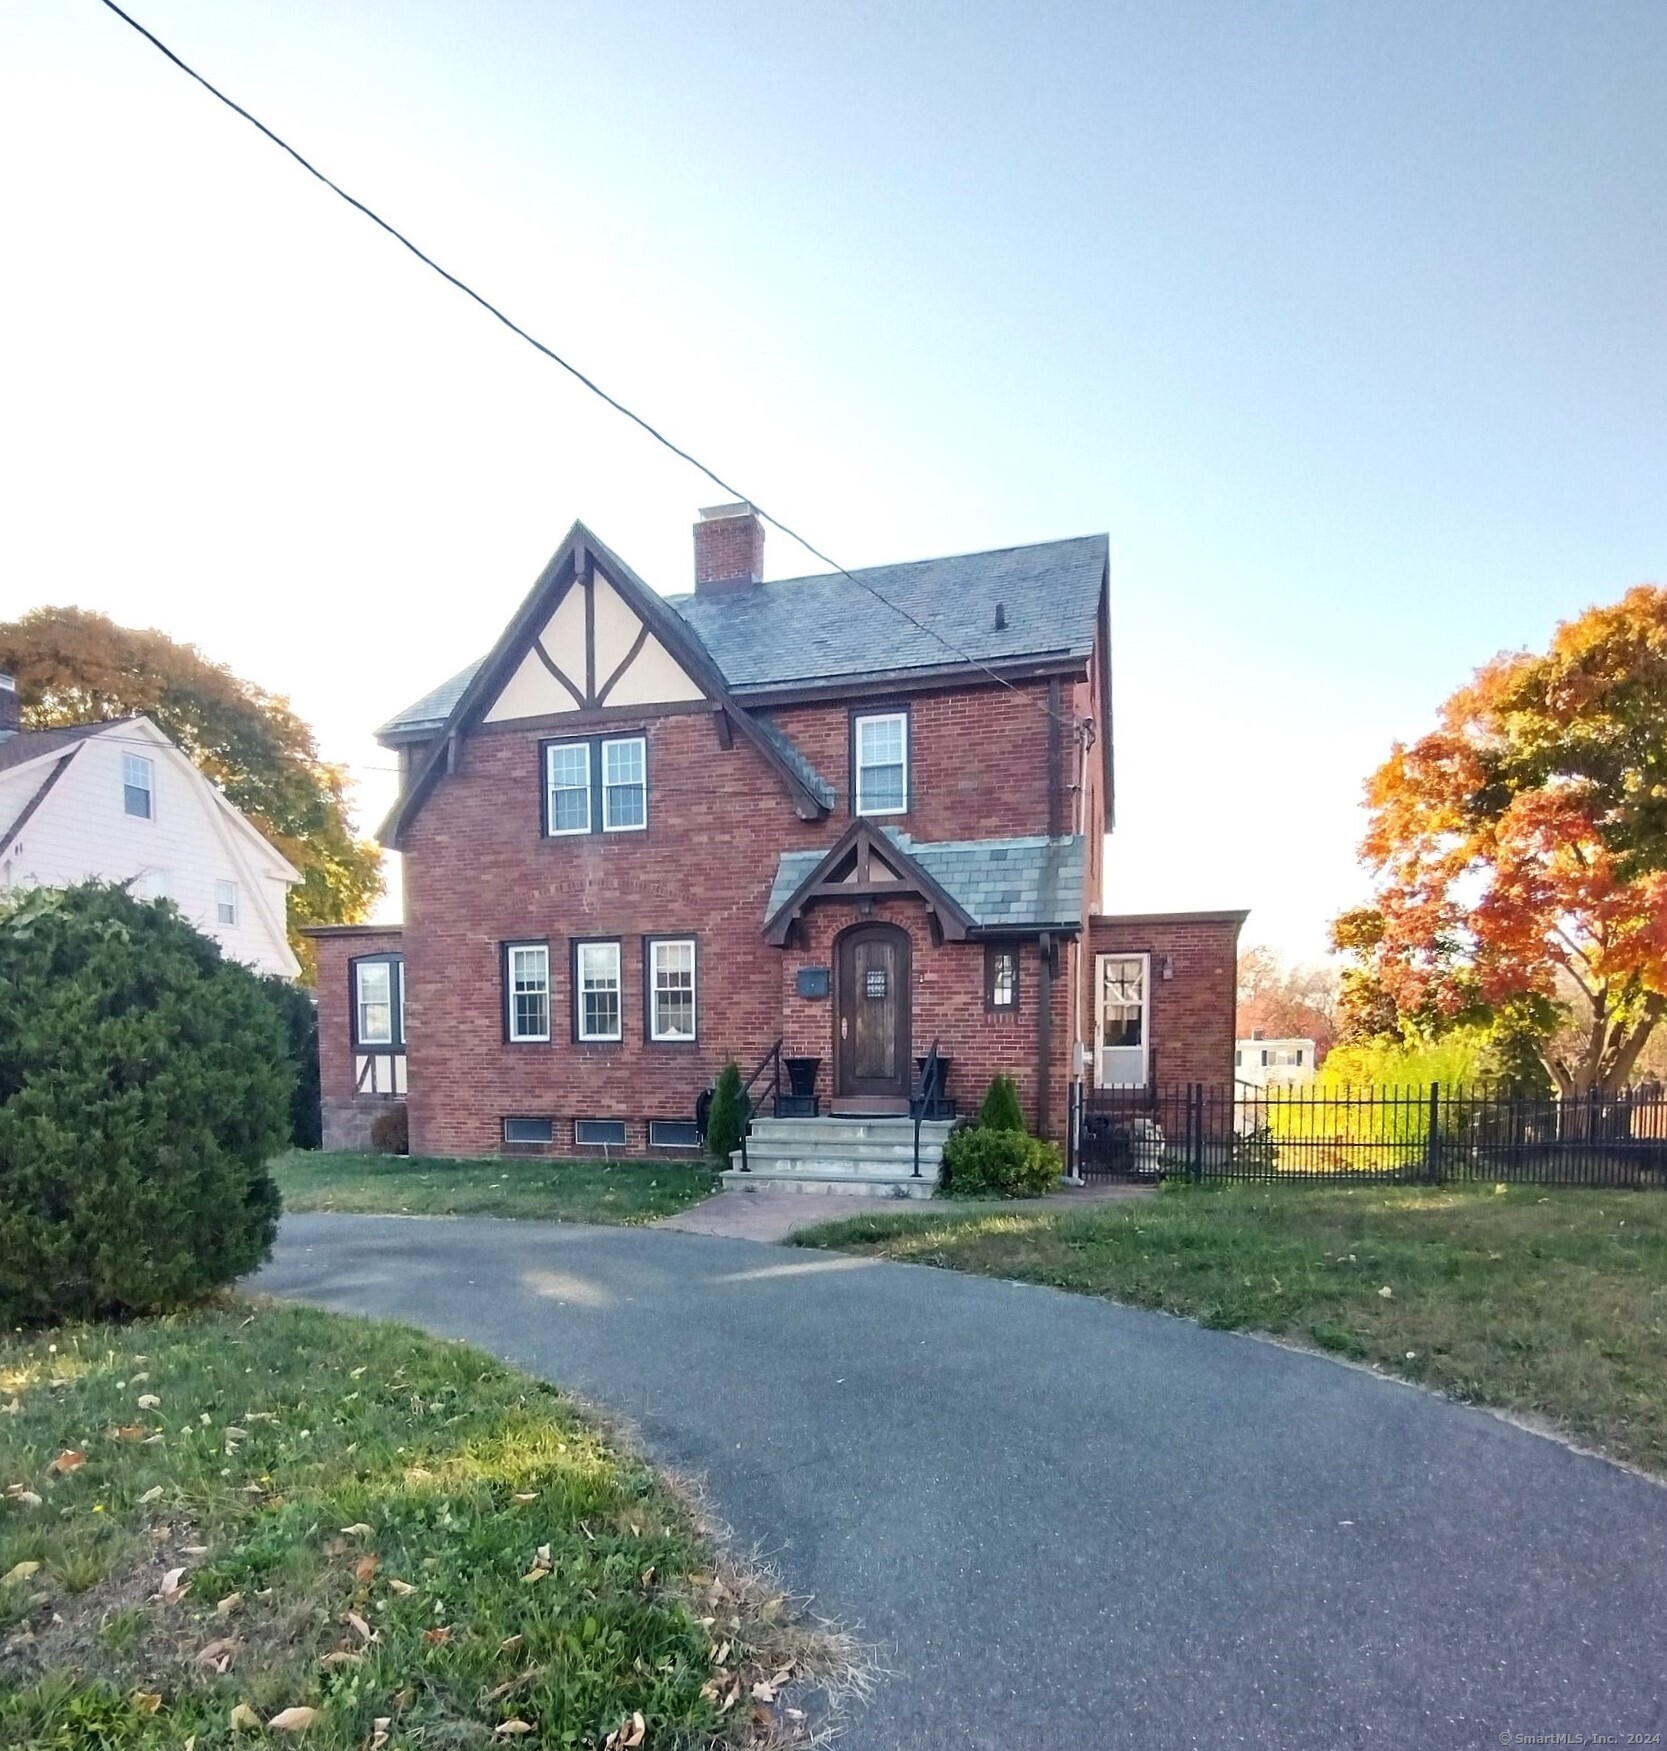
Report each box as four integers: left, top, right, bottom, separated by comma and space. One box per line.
1235, 1032, 1317, 1089
0, 677, 300, 977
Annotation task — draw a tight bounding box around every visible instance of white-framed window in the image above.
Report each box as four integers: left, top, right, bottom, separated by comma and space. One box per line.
576, 940, 622, 1041
648, 937, 696, 1042
649, 1119, 701, 1149
1095, 953, 1149, 1088
575, 1118, 627, 1147
986, 945, 1018, 1011
355, 958, 395, 1047
602, 736, 647, 832
854, 712, 907, 815
138, 868, 172, 901
123, 753, 154, 820
506, 942, 551, 1042
503, 1117, 553, 1145
545, 741, 591, 835
215, 880, 238, 926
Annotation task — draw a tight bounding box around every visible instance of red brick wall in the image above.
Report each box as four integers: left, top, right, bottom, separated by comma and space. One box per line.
1085, 913, 1245, 1089
387, 671, 1090, 1157
305, 925, 405, 1151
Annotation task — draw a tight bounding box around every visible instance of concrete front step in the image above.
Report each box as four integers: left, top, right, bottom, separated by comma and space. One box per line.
720, 1167, 936, 1199
746, 1117, 956, 1147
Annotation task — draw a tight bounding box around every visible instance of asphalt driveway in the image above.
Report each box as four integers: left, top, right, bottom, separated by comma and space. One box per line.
255, 1214, 1667, 1749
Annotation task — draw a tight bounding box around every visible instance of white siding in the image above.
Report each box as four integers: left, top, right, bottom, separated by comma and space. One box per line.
0, 719, 300, 977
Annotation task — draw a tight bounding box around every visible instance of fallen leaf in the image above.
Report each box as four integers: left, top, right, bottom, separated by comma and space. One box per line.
195, 1637, 236, 1673
339, 1523, 374, 1537
343, 1611, 375, 1644
224, 1427, 248, 1440
386, 1577, 416, 1597
108, 1425, 151, 1442
136, 1394, 161, 1410
511, 1492, 538, 1504
131, 1691, 163, 1715
321, 1650, 363, 1669
48, 1450, 85, 1474
3, 1560, 42, 1586
159, 1566, 190, 1604
230, 1703, 263, 1732
369, 1719, 391, 1751
422, 1626, 451, 1645
623, 1713, 646, 1748
6, 1487, 43, 1509
350, 1367, 367, 1379
182, 1545, 210, 1556
354, 1553, 380, 1584
139, 1486, 164, 1505
1378, 1285, 1394, 1299
494, 1722, 534, 1738
751, 1681, 776, 1703
269, 1706, 319, 1732
217, 1592, 244, 1617
1, 1399, 18, 1415
498, 1634, 523, 1653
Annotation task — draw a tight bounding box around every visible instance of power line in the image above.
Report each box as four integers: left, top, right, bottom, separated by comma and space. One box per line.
93, 0, 1083, 737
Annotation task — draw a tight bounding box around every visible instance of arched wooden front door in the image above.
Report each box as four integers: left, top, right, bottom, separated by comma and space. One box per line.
834, 923, 911, 1100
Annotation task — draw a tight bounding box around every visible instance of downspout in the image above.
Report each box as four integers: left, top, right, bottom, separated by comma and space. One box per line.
1067, 711, 1095, 1182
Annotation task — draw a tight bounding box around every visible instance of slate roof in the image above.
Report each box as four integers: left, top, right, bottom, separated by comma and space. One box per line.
376, 533, 1108, 739
666, 534, 1107, 694
766, 829, 1086, 933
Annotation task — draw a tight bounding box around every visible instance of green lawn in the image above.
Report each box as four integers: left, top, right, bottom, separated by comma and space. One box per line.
0, 1303, 827, 1749
272, 1151, 716, 1224
792, 1183, 1667, 1477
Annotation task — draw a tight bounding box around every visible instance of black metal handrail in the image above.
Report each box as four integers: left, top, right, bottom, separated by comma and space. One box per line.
736, 1038, 784, 1174
910, 1037, 944, 1179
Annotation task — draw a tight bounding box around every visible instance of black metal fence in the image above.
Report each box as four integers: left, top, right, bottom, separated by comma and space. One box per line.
1072, 1081, 1667, 1189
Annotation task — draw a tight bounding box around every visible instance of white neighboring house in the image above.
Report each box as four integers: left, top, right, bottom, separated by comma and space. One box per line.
1235, 1035, 1317, 1090
0, 681, 301, 978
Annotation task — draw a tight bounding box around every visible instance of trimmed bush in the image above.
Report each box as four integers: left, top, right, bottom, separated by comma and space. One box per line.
706, 1060, 746, 1165
0, 882, 290, 1326
369, 1102, 409, 1155
978, 1073, 1026, 1133
259, 971, 321, 1149
940, 1126, 1063, 1198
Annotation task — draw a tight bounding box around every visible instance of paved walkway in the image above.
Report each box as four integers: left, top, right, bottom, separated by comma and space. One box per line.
255, 1214, 1667, 1749
655, 1178, 1152, 1241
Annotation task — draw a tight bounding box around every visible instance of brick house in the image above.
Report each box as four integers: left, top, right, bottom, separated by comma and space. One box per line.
305, 507, 1244, 1173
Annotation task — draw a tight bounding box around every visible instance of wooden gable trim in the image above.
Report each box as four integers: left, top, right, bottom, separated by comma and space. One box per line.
379, 521, 831, 848
762, 820, 975, 947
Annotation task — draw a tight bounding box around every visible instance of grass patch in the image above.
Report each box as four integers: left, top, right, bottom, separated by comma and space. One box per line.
272, 1151, 715, 1225
792, 1183, 1667, 1476
0, 1303, 833, 1748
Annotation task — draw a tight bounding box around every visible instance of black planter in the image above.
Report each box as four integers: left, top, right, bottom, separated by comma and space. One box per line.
784, 1057, 821, 1099
915, 1055, 953, 1098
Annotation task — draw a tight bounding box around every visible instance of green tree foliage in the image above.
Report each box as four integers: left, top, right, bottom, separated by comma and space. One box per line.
705, 1061, 746, 1165
0, 883, 289, 1326
257, 973, 321, 1148
0, 607, 382, 981
977, 1073, 1026, 1133
941, 1127, 1062, 1197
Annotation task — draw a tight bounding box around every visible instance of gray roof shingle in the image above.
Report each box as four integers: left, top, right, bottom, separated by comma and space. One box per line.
376, 533, 1107, 739
766, 829, 1085, 932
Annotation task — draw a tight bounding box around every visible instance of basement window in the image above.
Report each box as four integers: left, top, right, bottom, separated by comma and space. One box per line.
503, 1117, 553, 1146
648, 1119, 701, 1149
575, 1118, 628, 1147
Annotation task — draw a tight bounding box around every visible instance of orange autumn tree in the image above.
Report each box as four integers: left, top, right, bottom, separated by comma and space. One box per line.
1336, 585, 1667, 1096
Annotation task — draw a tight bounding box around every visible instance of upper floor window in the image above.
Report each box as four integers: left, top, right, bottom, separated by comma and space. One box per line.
544, 735, 648, 836
985, 945, 1018, 1011
505, 942, 551, 1043
215, 880, 238, 926
647, 937, 696, 1042
353, 954, 404, 1049
854, 712, 907, 816
123, 753, 154, 819
575, 939, 623, 1041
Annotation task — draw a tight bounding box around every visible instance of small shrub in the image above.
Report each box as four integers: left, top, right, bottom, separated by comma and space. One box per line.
978, 1073, 1026, 1133
940, 1126, 1063, 1198
369, 1102, 409, 1155
706, 1060, 746, 1165
0, 882, 289, 1326
258, 972, 321, 1148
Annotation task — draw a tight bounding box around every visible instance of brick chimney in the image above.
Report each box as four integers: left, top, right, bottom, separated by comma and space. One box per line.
0, 673, 17, 741
693, 503, 763, 595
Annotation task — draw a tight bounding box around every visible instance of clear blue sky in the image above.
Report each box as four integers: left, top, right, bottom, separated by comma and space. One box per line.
2, 0, 1662, 956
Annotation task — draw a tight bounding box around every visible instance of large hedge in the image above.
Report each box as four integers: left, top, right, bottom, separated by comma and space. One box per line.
0, 883, 290, 1326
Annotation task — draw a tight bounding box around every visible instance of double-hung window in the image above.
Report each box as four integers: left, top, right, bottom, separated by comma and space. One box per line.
354, 958, 399, 1048
576, 940, 623, 1041
215, 880, 238, 926
647, 937, 696, 1042
505, 942, 551, 1043
545, 742, 591, 835
854, 712, 907, 816
123, 753, 154, 820
544, 735, 648, 835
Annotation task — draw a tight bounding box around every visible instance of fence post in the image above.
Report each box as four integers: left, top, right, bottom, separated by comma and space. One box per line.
1425, 1081, 1442, 1184
1188, 1082, 1203, 1182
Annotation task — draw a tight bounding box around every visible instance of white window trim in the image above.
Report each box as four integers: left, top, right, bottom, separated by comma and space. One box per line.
123, 752, 155, 821
215, 880, 239, 926
854, 711, 908, 817
601, 735, 648, 833
574, 1117, 628, 1147
649, 937, 697, 1043
576, 939, 623, 1042
1094, 951, 1151, 1089
506, 942, 552, 1043
545, 741, 592, 837
355, 959, 394, 1047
